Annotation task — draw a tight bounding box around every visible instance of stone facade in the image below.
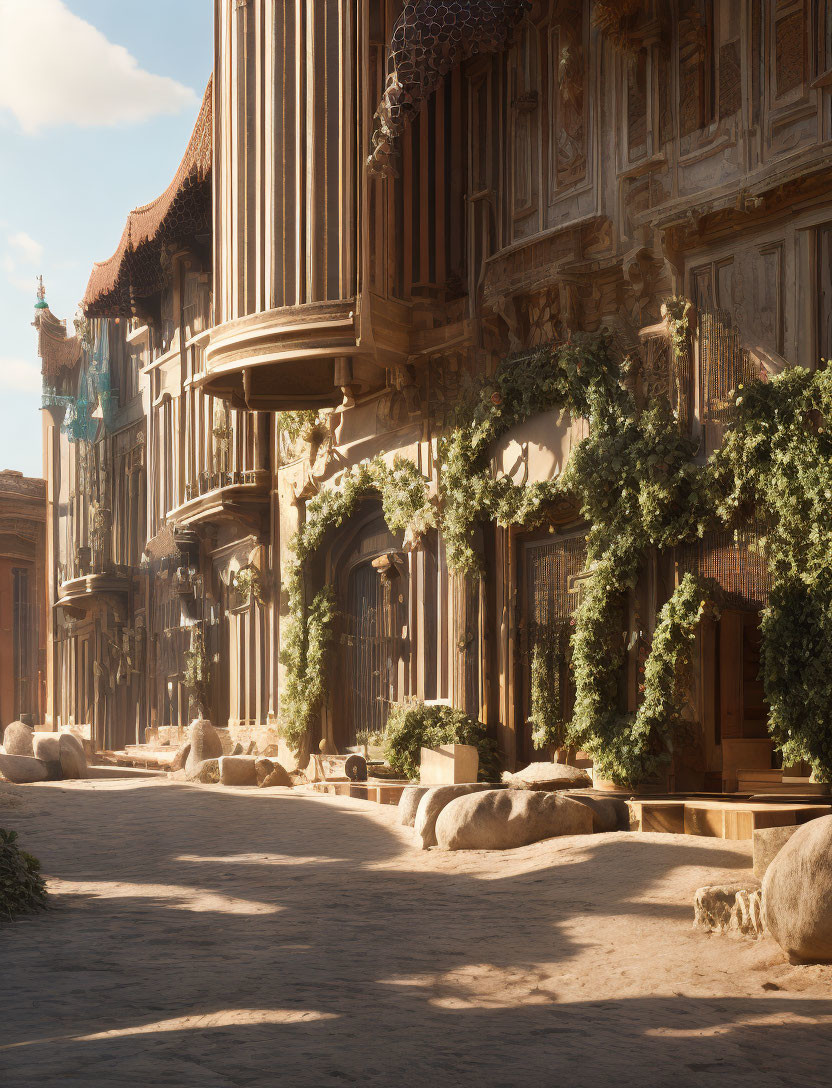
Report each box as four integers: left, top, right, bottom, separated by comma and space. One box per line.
41, 2, 832, 785
0, 470, 46, 729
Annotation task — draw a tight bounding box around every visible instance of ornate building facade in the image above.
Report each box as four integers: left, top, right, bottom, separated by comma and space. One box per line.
0, 469, 46, 730
41, 1, 832, 789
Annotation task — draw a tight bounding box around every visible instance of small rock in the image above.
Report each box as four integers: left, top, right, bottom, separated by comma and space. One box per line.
219, 756, 259, 786
32, 734, 63, 779
753, 824, 799, 881
693, 883, 763, 938
59, 733, 87, 779
435, 788, 594, 851
231, 742, 245, 756
398, 785, 430, 827
3, 721, 34, 758
501, 762, 592, 792
184, 719, 224, 776
188, 758, 220, 784
0, 753, 50, 784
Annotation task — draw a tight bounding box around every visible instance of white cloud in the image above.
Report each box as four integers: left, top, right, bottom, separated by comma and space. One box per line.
8, 231, 43, 264
0, 0, 198, 133
0, 357, 42, 394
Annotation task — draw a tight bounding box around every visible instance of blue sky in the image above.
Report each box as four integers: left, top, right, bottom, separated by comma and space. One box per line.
0, 0, 212, 478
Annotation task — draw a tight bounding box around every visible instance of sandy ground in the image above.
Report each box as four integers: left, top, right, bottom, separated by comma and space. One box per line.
1, 778, 831, 1087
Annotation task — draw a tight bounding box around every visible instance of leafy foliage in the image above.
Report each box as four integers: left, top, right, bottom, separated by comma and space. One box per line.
384, 701, 499, 781
232, 566, 263, 605
712, 366, 832, 779
183, 628, 211, 717
279, 458, 435, 754
529, 624, 571, 751
0, 829, 47, 921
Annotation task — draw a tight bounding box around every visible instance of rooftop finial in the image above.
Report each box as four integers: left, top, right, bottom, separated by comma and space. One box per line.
34, 274, 48, 310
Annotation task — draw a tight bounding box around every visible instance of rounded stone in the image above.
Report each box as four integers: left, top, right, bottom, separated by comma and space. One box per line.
501, 762, 592, 792
414, 783, 495, 849
763, 815, 832, 963
398, 785, 430, 827
59, 733, 88, 779
344, 753, 368, 782
184, 719, 224, 777
3, 721, 34, 758
434, 788, 594, 851
0, 752, 50, 784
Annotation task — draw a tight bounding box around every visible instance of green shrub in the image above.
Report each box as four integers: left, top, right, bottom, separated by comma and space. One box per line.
384, 702, 499, 781
0, 829, 48, 921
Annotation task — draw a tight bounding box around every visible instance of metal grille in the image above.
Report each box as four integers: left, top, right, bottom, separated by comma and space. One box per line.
677, 525, 772, 608
525, 535, 589, 631
12, 567, 36, 719
700, 310, 759, 422
345, 562, 397, 739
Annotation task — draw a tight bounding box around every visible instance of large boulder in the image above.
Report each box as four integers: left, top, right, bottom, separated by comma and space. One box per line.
568, 791, 630, 833
3, 721, 34, 757
259, 763, 292, 788
184, 719, 224, 776
434, 788, 593, 851
753, 824, 799, 881
187, 758, 220, 784
59, 733, 87, 779
763, 815, 832, 963
32, 734, 63, 779
414, 783, 497, 850
219, 756, 259, 787
398, 785, 430, 828
501, 762, 591, 792
0, 753, 49, 784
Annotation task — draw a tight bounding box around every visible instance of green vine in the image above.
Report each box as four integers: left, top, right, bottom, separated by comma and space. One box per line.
0, 829, 48, 921
184, 627, 211, 717
529, 623, 571, 751
712, 365, 832, 779
279, 457, 435, 754
232, 566, 263, 605
663, 296, 693, 361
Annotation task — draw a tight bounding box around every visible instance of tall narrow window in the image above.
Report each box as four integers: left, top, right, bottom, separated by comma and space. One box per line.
817, 223, 832, 364
12, 567, 32, 718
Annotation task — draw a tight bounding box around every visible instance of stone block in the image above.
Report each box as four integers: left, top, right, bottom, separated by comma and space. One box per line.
219, 756, 259, 786
693, 883, 763, 939
419, 744, 479, 786
0, 753, 50, 784
753, 824, 800, 881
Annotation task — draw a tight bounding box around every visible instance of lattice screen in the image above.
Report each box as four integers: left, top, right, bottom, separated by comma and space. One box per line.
526, 535, 589, 631
677, 525, 772, 608
700, 310, 759, 422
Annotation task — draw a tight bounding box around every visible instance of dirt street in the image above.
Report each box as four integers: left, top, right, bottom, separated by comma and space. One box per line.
1, 778, 831, 1087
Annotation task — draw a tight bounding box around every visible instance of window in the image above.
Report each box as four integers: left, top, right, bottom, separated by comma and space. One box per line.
817, 223, 832, 363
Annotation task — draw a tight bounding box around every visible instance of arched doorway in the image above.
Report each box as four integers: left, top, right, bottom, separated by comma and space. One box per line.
331, 505, 409, 749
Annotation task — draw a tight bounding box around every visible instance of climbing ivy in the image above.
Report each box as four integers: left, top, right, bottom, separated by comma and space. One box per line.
279, 457, 435, 754
529, 623, 571, 752
712, 365, 832, 779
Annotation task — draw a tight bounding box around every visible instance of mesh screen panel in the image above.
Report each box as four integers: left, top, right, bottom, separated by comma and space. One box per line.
677, 526, 771, 608
526, 535, 588, 632
700, 310, 759, 422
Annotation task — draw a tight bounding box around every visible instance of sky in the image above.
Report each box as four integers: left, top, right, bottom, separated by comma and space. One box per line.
0, 0, 212, 478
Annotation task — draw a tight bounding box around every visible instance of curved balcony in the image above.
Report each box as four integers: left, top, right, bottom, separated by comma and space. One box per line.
57, 568, 131, 614
197, 301, 364, 411
168, 469, 271, 534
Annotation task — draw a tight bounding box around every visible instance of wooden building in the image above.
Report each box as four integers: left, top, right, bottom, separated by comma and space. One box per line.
0, 468, 46, 730
42, 1, 832, 788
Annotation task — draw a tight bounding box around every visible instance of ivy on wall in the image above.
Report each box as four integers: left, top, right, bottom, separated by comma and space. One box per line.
277, 303, 832, 785
712, 366, 832, 779
279, 457, 435, 754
